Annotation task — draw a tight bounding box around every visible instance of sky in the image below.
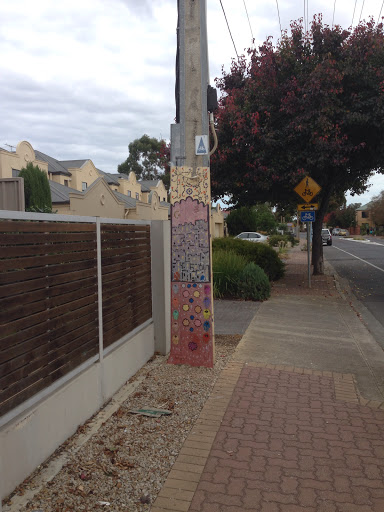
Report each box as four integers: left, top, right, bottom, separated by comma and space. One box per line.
1, 0, 383, 206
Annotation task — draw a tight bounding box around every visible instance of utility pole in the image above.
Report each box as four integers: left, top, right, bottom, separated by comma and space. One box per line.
168, 0, 215, 367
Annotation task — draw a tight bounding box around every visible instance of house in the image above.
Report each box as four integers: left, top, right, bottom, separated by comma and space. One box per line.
0, 141, 169, 221
355, 203, 374, 234
0, 140, 225, 232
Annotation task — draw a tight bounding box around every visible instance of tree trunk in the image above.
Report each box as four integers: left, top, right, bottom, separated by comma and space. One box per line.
312, 217, 324, 274
312, 182, 334, 275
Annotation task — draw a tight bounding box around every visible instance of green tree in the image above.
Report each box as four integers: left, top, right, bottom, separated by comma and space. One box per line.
226, 206, 258, 235
211, 17, 384, 274
370, 191, 384, 226
19, 162, 52, 212
325, 203, 361, 228
253, 203, 277, 232
226, 204, 277, 235
118, 134, 170, 187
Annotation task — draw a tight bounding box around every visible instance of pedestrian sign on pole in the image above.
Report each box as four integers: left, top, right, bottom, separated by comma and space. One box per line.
294, 176, 321, 203
195, 135, 208, 155
300, 211, 315, 222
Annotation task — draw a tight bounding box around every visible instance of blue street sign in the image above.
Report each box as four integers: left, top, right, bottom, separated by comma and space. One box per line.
300, 211, 315, 222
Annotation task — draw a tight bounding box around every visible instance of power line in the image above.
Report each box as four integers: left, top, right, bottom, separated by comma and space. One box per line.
276, 0, 282, 35
242, 0, 254, 44
332, 0, 336, 27
219, 0, 239, 59
378, 0, 384, 25
351, 0, 358, 26
304, 0, 306, 32
359, 0, 365, 24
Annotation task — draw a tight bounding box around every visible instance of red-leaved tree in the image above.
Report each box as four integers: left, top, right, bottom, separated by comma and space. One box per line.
211, 17, 384, 274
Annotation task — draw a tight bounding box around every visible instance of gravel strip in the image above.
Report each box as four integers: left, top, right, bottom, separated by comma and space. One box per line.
5, 334, 241, 512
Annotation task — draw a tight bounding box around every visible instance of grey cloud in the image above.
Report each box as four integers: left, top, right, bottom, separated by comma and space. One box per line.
0, 71, 173, 173
114, 0, 174, 19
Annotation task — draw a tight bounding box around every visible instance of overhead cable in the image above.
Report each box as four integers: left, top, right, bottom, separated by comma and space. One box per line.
275, 0, 282, 35
242, 0, 255, 44
351, 0, 357, 26
359, 0, 365, 24
304, 0, 306, 32
378, 0, 384, 25
219, 0, 239, 59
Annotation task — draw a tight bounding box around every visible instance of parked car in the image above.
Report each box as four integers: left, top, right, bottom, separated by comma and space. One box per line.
339, 229, 348, 237
321, 228, 332, 246
235, 232, 269, 243
332, 228, 341, 236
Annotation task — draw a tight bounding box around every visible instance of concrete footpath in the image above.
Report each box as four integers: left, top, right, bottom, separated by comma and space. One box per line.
152, 243, 384, 512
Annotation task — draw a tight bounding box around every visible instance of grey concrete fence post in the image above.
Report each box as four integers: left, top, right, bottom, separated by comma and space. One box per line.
151, 220, 171, 355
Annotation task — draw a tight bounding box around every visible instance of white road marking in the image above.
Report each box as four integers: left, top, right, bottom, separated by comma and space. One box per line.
333, 246, 384, 273
342, 238, 384, 246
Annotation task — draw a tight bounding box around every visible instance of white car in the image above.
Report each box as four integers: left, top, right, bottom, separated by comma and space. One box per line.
235, 232, 269, 243
332, 228, 341, 236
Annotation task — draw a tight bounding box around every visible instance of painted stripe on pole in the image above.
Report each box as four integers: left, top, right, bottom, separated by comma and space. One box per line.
333, 246, 384, 273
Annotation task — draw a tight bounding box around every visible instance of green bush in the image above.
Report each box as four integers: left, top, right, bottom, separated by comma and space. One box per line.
268, 234, 299, 247
19, 162, 52, 212
225, 206, 258, 235
226, 204, 277, 236
268, 235, 289, 247
286, 233, 300, 246
238, 262, 271, 301
212, 250, 247, 299
212, 238, 285, 281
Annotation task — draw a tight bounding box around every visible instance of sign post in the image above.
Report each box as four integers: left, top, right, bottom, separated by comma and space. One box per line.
300, 211, 315, 288
295, 177, 321, 288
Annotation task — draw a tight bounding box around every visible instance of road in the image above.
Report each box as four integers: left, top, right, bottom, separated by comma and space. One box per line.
324, 236, 384, 338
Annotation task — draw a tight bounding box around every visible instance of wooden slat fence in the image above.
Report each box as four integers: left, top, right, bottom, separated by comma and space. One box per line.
0, 218, 152, 418
101, 224, 152, 348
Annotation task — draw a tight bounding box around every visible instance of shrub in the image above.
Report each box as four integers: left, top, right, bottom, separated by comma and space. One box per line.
225, 206, 258, 235
238, 263, 270, 300
19, 162, 52, 212
212, 250, 247, 299
212, 238, 285, 281
286, 233, 300, 246
268, 235, 289, 247
225, 204, 278, 236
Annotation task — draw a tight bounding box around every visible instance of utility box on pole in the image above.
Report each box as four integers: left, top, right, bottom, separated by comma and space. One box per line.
168, 0, 215, 367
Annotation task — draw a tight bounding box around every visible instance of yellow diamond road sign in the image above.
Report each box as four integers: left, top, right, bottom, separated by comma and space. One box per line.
297, 203, 319, 211
294, 176, 321, 203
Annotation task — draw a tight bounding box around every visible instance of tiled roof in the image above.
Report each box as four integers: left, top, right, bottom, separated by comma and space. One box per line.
356, 203, 373, 211
113, 190, 137, 208
97, 169, 120, 186
139, 180, 161, 191
35, 150, 72, 177
49, 180, 79, 204
60, 160, 88, 169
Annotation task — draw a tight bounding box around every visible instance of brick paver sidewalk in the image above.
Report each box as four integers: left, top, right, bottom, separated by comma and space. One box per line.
153, 363, 384, 512
151, 242, 384, 512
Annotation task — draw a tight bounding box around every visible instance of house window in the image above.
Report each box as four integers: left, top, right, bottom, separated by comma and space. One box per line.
362, 212, 368, 218
136, 193, 139, 200
82, 182, 87, 191
127, 190, 131, 197
64, 180, 69, 187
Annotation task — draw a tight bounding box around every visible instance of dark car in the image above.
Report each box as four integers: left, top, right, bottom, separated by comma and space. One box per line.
321, 228, 332, 246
